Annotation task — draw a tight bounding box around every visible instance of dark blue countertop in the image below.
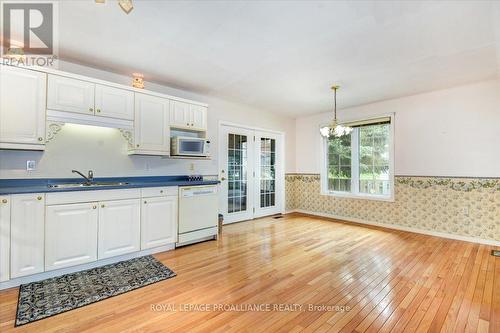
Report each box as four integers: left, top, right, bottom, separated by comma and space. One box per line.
0, 176, 219, 195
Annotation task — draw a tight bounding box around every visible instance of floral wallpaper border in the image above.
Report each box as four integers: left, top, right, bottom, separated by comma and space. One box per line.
285, 174, 500, 192
285, 174, 499, 242
396, 177, 499, 192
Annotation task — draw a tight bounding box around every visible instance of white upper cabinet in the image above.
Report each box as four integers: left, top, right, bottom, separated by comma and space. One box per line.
0, 196, 10, 282
169, 100, 191, 128
141, 196, 177, 250
98, 199, 140, 260
95, 84, 134, 120
47, 75, 95, 115
45, 202, 98, 271
10, 194, 45, 279
133, 93, 170, 154
190, 104, 208, 130
1, 66, 207, 152
0, 66, 46, 149
169, 100, 207, 131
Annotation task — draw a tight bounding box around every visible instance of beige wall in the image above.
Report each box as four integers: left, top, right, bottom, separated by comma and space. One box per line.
289, 78, 500, 244
0, 61, 296, 178
295, 79, 500, 177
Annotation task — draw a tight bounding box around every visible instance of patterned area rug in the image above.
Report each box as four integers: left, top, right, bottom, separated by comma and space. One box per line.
16, 255, 176, 326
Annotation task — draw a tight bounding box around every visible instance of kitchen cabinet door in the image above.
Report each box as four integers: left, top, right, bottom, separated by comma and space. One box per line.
95, 84, 134, 120
169, 100, 191, 129
0, 66, 46, 148
141, 196, 177, 249
134, 93, 170, 153
190, 104, 208, 131
45, 203, 98, 271
98, 199, 140, 260
10, 194, 45, 279
0, 196, 10, 282
47, 75, 95, 115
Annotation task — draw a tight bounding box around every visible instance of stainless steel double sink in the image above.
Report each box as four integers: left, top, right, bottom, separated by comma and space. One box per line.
48, 182, 130, 189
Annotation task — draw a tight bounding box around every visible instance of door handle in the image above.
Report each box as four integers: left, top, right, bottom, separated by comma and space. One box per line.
220, 177, 226, 181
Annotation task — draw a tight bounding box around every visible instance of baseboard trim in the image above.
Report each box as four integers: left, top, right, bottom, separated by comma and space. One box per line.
0, 244, 175, 291
289, 209, 500, 247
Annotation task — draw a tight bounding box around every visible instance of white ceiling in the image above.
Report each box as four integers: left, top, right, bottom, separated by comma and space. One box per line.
58, 0, 500, 117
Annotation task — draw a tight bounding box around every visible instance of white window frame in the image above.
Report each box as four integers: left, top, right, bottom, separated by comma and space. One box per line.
320, 113, 395, 202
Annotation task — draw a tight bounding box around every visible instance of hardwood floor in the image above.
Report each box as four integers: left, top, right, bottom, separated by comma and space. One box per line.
0, 213, 498, 332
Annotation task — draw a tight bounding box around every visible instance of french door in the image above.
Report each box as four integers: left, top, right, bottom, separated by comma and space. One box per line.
219, 124, 284, 224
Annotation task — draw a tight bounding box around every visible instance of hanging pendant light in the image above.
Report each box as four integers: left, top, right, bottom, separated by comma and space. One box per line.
319, 85, 353, 138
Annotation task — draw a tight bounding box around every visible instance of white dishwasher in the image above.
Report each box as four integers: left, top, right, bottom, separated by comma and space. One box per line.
177, 185, 218, 247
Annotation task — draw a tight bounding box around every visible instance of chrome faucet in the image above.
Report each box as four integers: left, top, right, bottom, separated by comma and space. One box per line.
72, 170, 94, 185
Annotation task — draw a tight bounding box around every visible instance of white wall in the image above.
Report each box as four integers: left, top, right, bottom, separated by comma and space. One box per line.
295, 79, 500, 177
0, 61, 296, 178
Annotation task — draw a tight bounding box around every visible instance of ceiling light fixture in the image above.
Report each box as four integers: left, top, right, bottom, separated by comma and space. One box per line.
319, 85, 353, 138
95, 0, 134, 14
132, 73, 144, 89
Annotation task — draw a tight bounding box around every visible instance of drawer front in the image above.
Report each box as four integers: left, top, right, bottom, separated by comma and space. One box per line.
141, 186, 178, 198
46, 188, 141, 205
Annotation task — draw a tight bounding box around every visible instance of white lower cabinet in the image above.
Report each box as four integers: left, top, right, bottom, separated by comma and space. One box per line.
98, 199, 141, 260
10, 194, 45, 279
45, 203, 98, 271
0, 187, 179, 285
141, 196, 177, 250
0, 196, 11, 282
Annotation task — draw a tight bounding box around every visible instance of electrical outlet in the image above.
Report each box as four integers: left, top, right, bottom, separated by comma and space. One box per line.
462, 206, 469, 216
189, 163, 195, 171
26, 160, 36, 171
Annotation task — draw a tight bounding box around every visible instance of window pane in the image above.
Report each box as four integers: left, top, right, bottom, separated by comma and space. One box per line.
338, 178, 351, 192
327, 133, 351, 192
358, 123, 390, 196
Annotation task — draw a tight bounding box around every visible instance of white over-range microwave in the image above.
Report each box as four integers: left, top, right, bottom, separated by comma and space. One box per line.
171, 136, 210, 157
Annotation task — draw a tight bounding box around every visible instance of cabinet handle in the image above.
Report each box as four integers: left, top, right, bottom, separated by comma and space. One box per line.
136, 144, 140, 147
191, 123, 194, 126
89, 107, 93, 112
1, 199, 7, 204
101, 204, 105, 208
37, 196, 42, 201
160, 190, 163, 193
92, 205, 97, 209
144, 200, 147, 204
38, 137, 44, 142
96, 109, 101, 113
186, 123, 190, 126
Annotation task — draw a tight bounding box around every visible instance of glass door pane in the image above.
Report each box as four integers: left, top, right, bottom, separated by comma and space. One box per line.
227, 133, 248, 213
259, 138, 276, 208
220, 126, 254, 224
254, 130, 282, 218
